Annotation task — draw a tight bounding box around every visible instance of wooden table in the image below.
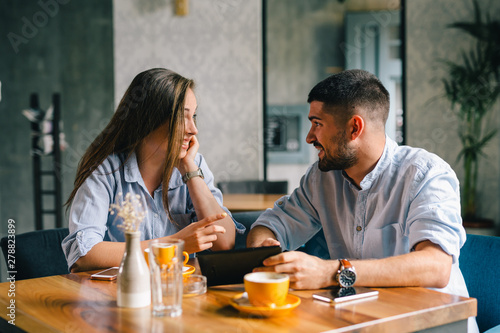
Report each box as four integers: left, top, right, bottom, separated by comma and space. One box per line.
0, 268, 476, 333
223, 194, 285, 212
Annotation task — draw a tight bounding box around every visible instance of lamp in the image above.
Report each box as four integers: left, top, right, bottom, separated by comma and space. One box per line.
175, 0, 188, 16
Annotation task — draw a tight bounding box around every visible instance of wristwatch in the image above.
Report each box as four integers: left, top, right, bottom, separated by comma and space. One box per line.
336, 259, 357, 288
182, 168, 204, 183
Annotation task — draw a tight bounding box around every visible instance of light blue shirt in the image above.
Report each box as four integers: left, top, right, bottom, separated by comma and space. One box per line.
62, 152, 245, 270
253, 137, 471, 298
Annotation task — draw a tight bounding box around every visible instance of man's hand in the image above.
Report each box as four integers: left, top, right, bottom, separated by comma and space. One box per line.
253, 251, 338, 290
259, 238, 281, 247
246, 225, 281, 248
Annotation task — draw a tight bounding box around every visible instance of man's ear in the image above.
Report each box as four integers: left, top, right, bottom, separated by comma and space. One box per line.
348, 115, 365, 140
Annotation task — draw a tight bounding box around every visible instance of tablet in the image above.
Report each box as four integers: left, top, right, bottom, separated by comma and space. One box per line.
197, 246, 282, 287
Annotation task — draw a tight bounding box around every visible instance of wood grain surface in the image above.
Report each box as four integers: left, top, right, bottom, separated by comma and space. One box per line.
223, 194, 284, 212
0, 264, 476, 332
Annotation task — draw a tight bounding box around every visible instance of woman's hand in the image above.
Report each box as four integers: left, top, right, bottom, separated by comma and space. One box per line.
171, 213, 227, 253
178, 135, 199, 174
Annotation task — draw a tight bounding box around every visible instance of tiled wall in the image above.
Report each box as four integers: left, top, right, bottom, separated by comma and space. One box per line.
113, 0, 263, 184
0, 0, 114, 282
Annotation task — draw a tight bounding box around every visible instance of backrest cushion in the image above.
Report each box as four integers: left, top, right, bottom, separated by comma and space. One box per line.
232, 211, 265, 249
1, 228, 69, 280
459, 234, 500, 332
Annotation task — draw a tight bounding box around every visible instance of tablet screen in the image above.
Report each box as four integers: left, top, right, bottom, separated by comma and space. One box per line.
197, 246, 282, 286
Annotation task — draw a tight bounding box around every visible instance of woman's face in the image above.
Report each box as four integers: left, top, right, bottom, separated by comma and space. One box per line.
140, 88, 198, 160
179, 88, 198, 159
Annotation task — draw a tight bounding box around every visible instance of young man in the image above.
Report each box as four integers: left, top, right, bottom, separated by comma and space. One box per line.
247, 70, 477, 332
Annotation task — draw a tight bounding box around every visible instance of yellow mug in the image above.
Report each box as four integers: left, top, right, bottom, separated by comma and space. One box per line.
144, 246, 189, 267
244, 272, 289, 307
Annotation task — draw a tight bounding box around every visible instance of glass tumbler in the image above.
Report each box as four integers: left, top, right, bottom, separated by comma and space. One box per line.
149, 239, 185, 317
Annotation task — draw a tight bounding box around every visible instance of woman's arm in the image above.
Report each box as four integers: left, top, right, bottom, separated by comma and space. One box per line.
178, 137, 236, 251
182, 173, 236, 251
70, 241, 125, 272
71, 212, 230, 272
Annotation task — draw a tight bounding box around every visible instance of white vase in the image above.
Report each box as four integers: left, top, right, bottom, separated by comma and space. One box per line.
117, 231, 151, 308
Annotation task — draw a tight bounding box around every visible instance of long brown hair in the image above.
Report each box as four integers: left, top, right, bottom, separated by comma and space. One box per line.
66, 68, 194, 221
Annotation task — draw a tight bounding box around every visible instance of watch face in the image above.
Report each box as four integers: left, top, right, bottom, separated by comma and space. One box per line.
337, 287, 356, 297
339, 269, 356, 287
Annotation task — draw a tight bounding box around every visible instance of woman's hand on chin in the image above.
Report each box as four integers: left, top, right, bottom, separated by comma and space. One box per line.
178, 135, 199, 174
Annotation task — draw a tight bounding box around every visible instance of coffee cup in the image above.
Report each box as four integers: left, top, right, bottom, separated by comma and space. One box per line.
144, 247, 189, 267
244, 272, 289, 307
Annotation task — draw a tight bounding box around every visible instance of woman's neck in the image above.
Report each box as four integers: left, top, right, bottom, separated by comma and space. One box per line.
136, 146, 165, 197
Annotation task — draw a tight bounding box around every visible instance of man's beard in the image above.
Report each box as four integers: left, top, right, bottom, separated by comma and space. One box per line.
316, 131, 358, 172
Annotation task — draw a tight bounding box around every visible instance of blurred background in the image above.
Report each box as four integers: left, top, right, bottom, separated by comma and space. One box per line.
1, 0, 499, 282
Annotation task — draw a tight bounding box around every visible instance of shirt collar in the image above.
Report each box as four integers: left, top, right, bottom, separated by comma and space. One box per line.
124, 152, 142, 183
123, 152, 184, 190
169, 168, 184, 190
358, 135, 396, 190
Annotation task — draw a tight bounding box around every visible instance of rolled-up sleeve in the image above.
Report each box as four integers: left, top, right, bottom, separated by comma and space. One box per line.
251, 167, 322, 250
406, 163, 465, 263
61, 164, 115, 270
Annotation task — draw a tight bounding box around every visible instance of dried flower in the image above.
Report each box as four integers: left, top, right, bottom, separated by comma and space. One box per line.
109, 192, 146, 232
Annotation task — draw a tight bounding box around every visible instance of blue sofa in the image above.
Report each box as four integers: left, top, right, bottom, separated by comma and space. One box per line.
459, 234, 500, 333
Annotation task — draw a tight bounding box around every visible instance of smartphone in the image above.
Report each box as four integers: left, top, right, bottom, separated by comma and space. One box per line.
90, 267, 119, 281
313, 286, 379, 304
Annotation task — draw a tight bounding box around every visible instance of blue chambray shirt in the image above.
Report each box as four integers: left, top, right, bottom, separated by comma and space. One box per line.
252, 137, 471, 298
62, 152, 245, 270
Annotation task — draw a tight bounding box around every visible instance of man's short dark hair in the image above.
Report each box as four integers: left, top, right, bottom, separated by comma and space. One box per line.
307, 69, 390, 127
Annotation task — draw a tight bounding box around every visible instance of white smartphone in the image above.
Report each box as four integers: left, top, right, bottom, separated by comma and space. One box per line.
313, 287, 379, 303
90, 267, 119, 281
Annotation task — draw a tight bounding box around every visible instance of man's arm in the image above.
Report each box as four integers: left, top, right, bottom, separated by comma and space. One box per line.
254, 240, 452, 290
353, 241, 452, 287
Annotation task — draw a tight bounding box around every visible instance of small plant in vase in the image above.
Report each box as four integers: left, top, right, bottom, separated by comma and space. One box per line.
109, 193, 151, 308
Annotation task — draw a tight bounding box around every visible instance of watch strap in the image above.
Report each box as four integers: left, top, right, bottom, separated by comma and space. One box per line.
182, 168, 204, 183
336, 258, 356, 287
339, 259, 352, 270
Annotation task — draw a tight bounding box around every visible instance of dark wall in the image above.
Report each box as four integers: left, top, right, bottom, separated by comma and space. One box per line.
0, 0, 114, 235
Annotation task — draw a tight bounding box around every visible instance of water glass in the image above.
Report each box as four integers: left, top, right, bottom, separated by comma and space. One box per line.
149, 239, 184, 317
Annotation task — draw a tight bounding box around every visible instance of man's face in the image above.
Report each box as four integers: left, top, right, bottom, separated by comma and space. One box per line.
306, 101, 357, 172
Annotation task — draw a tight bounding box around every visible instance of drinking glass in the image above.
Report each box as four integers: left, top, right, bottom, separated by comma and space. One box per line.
149, 239, 184, 317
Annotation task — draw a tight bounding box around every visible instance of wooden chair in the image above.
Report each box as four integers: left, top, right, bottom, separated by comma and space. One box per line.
1, 228, 69, 280
459, 234, 500, 332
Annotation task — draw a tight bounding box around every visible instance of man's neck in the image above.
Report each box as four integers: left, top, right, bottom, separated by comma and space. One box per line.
344, 135, 386, 188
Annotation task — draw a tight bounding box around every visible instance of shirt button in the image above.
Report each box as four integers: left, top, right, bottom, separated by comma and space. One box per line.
278, 201, 283, 205
154, 213, 159, 219
356, 226, 362, 232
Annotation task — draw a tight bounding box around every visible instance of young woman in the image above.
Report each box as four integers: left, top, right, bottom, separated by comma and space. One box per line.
62, 68, 243, 272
